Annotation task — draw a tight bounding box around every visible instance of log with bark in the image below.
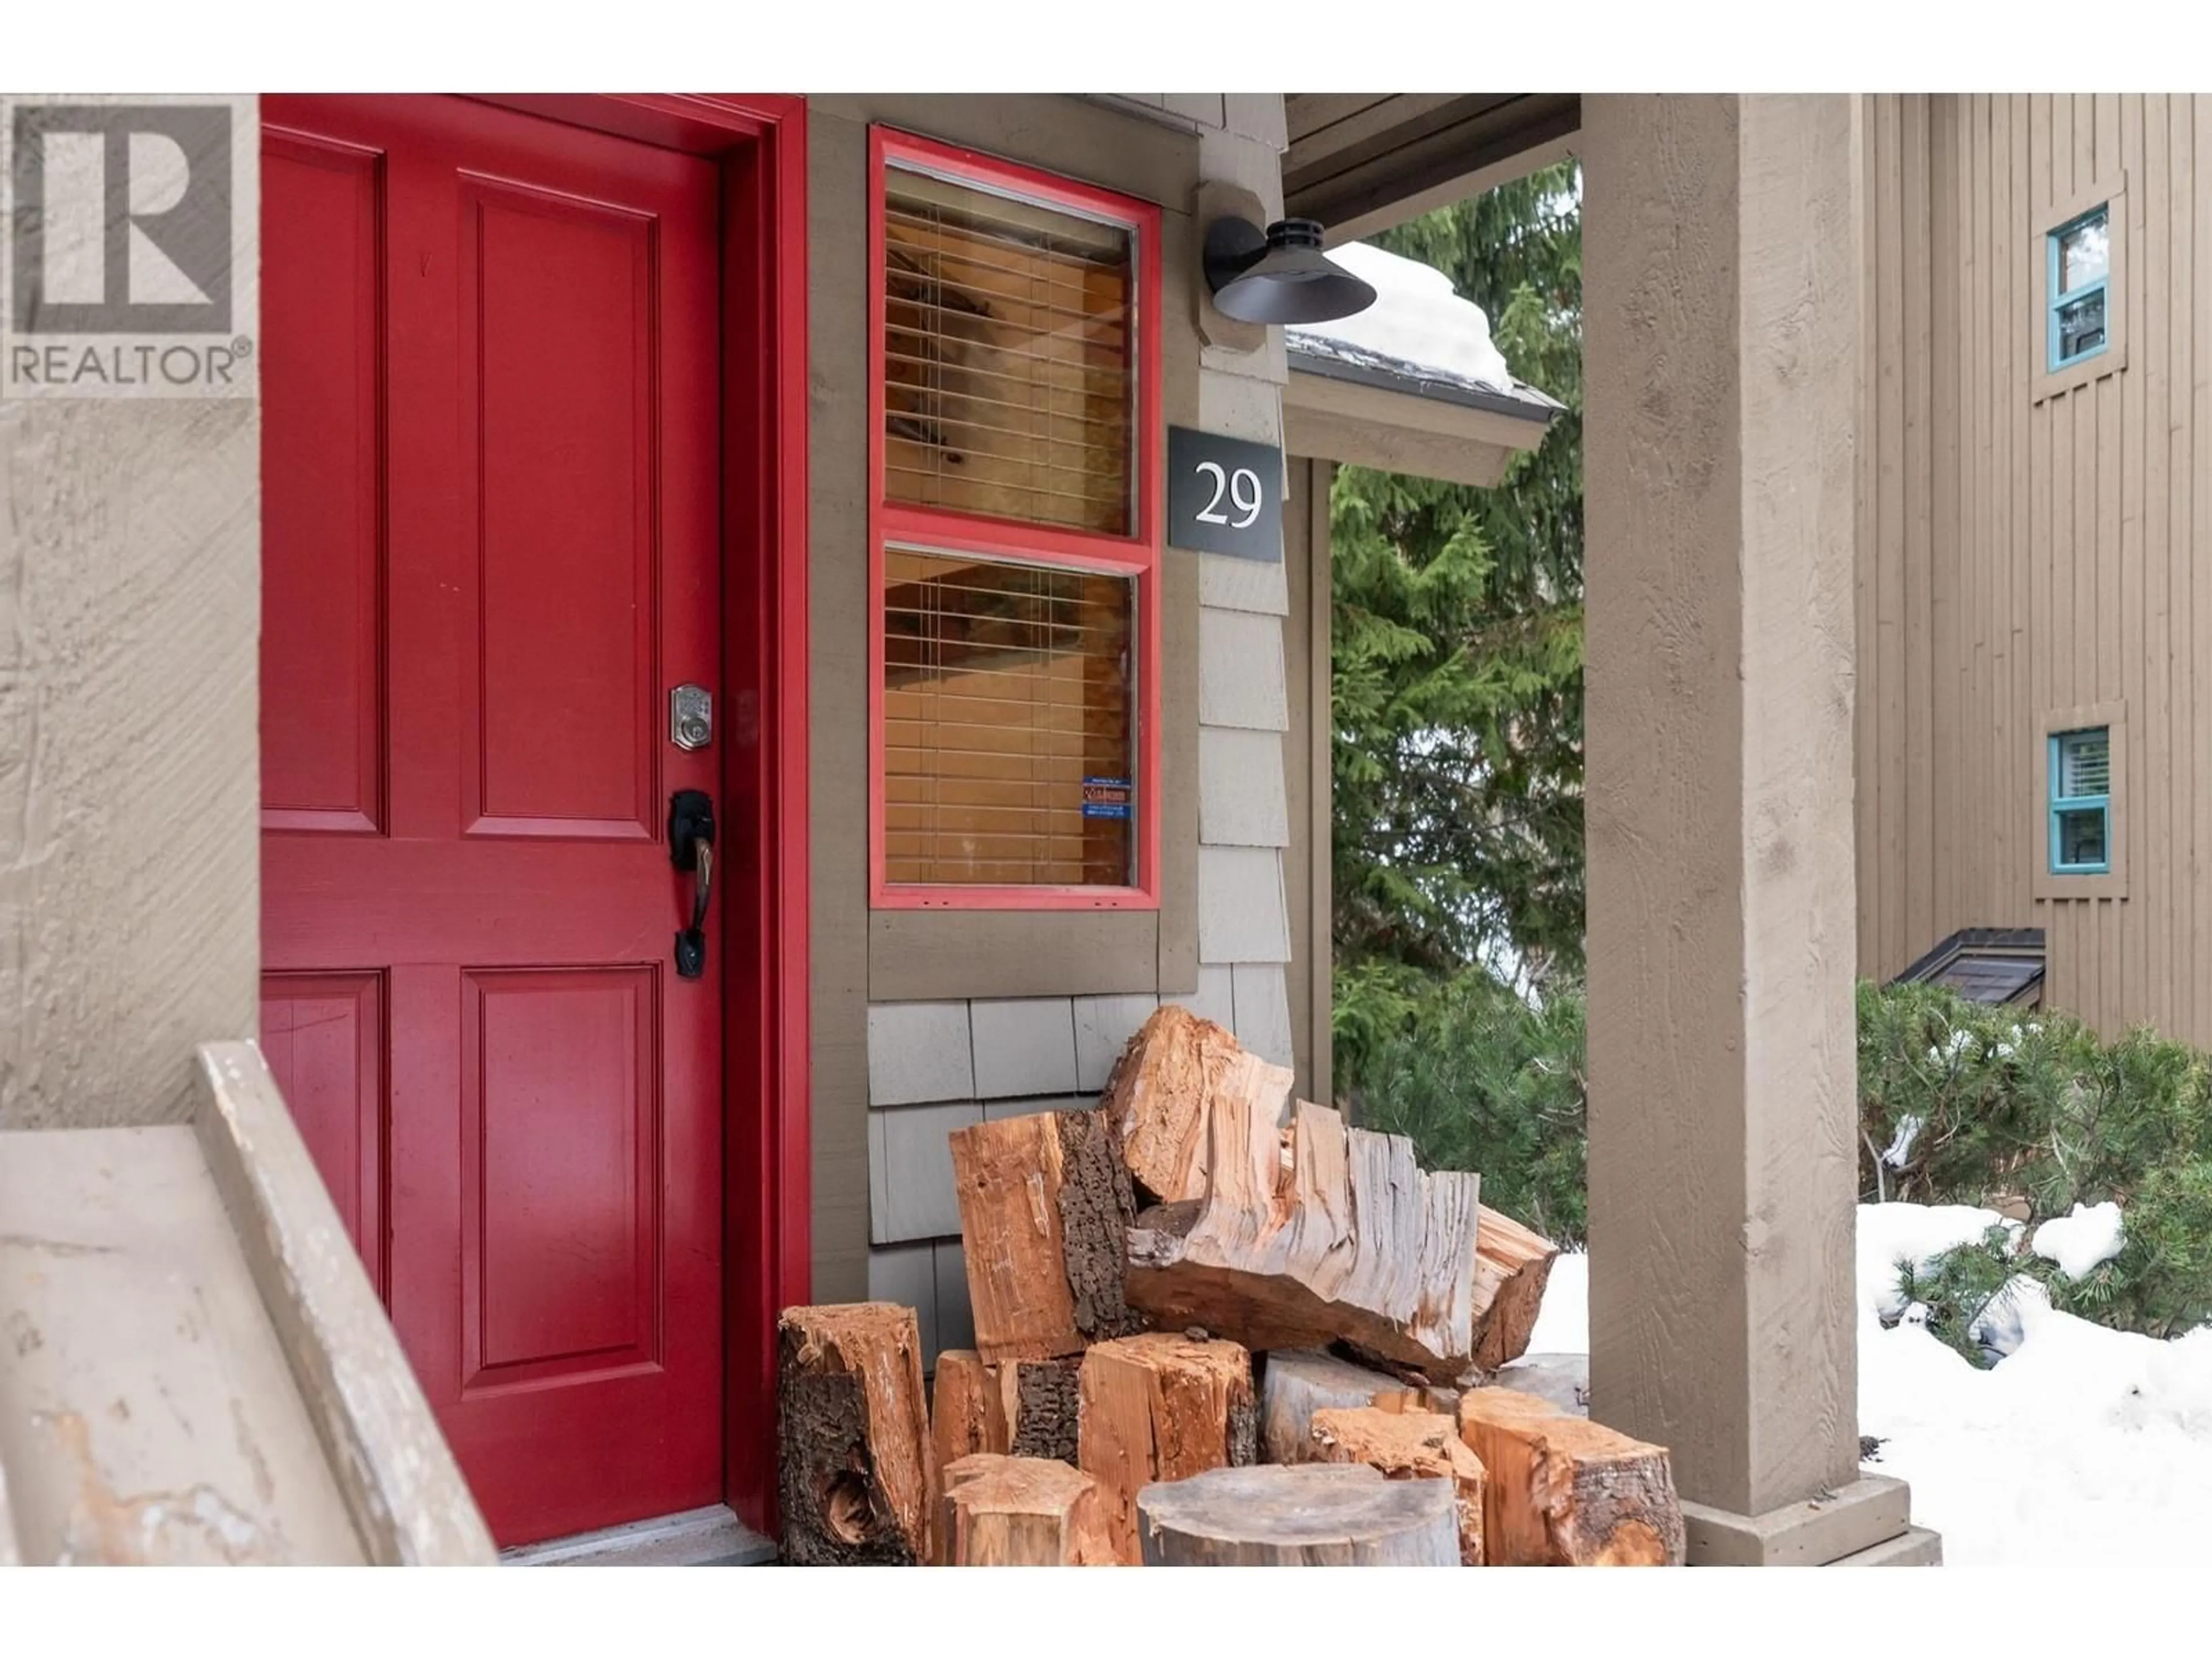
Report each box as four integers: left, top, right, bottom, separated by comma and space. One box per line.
1457, 1388, 1685, 1566
938, 1454, 1112, 1566
1135, 1463, 1460, 1566
948, 1107, 1145, 1364
777, 1303, 936, 1565
1306, 1406, 1487, 1565
1077, 1333, 1257, 1565
1256, 1348, 1408, 1464
1124, 1090, 1482, 1379
1102, 1004, 1291, 1205
933, 1349, 1087, 1468
1470, 1205, 1561, 1372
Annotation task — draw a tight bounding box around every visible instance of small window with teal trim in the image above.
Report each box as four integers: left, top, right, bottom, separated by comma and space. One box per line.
2049, 726, 2111, 875
2048, 206, 2111, 373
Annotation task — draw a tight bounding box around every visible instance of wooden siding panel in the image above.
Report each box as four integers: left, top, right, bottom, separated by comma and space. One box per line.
1904, 95, 1936, 963
1858, 94, 2212, 1042
2172, 98, 2197, 1035
1876, 96, 1907, 976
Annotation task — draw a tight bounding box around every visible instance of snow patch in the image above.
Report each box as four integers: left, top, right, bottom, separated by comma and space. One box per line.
1286, 241, 1514, 393
1854, 1200, 2016, 1322
2031, 1199, 2126, 1279
1524, 1249, 1586, 1357
1526, 1201, 2212, 1566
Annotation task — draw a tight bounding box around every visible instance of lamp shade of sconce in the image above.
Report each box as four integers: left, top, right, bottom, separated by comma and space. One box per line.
1203, 216, 1378, 325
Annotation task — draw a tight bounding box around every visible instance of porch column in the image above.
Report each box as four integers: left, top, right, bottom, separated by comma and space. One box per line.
1582, 96, 1926, 1564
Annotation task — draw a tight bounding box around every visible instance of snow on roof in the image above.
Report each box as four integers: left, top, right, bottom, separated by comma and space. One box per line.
1285, 240, 1563, 423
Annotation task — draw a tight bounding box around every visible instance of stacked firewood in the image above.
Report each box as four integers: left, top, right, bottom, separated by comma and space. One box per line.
777, 1005, 1685, 1567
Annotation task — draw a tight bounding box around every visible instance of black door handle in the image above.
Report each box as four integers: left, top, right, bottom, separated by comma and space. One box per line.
669, 789, 715, 979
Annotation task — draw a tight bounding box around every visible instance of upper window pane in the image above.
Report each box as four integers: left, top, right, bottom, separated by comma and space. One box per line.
882, 548, 1136, 888
883, 165, 1136, 537
2056, 728, 2110, 799
2056, 209, 2110, 295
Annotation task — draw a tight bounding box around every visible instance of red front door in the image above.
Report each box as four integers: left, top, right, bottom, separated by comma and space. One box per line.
256, 94, 725, 1547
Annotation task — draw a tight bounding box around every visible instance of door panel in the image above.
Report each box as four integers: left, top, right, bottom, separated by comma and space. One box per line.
260, 972, 387, 1296
260, 94, 726, 1547
259, 130, 384, 835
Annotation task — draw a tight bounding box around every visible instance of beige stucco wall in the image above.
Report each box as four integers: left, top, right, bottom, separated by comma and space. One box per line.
0, 96, 261, 1131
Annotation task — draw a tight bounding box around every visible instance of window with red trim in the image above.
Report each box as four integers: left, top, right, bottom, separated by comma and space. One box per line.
869, 129, 1162, 911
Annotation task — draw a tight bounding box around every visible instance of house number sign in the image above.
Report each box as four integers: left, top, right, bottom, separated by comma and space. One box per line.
1167, 425, 1283, 562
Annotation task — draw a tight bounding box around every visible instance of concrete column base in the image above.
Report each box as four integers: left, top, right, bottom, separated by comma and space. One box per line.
1681, 1474, 1935, 1566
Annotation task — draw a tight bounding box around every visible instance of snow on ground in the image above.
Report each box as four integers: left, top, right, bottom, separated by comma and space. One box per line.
1526, 1205, 2212, 1566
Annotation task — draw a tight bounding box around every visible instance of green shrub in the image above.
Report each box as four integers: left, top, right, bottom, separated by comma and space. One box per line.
1857, 980, 2212, 1343
1337, 965, 1587, 1245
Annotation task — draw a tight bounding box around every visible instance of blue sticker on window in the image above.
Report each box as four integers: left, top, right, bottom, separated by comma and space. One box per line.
1082, 777, 1132, 820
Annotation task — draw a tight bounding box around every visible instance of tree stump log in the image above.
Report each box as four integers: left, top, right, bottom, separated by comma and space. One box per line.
1136, 1463, 1460, 1566
938, 1455, 1112, 1566
949, 1108, 1144, 1364
778, 1303, 935, 1565
1077, 1333, 1257, 1565
1256, 1348, 1406, 1464
1307, 1406, 1487, 1565
1126, 1093, 1482, 1378
1102, 1004, 1291, 1205
1457, 1388, 1685, 1566
1470, 1206, 1560, 1372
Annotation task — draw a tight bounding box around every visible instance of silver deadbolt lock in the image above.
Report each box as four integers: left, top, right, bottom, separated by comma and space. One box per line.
669, 685, 712, 751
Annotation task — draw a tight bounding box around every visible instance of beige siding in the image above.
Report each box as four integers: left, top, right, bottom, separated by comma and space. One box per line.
1858, 95, 2209, 1042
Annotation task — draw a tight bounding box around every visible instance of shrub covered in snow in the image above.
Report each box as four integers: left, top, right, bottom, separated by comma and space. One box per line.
1857, 982, 2212, 1342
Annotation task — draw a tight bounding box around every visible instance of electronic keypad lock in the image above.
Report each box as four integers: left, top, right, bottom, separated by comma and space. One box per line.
669, 789, 715, 979
670, 684, 712, 751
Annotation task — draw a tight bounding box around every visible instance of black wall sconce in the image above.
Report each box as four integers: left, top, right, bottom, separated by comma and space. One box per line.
1203, 216, 1378, 325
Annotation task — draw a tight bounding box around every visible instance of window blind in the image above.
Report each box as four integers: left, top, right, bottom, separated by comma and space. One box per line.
882, 165, 1135, 537
2058, 730, 2109, 798
882, 548, 1135, 887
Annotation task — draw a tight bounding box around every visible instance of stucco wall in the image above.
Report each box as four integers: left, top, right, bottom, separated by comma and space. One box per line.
0, 97, 261, 1130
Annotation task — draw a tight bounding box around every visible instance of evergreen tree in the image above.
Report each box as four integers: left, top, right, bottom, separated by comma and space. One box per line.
1330, 162, 1585, 1003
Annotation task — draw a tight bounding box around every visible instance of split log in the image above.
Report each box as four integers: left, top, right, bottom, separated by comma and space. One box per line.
1457, 1389, 1685, 1566
1256, 1348, 1406, 1464
1136, 1463, 1459, 1566
1102, 1004, 1291, 1204
1307, 1406, 1487, 1565
1126, 1093, 1482, 1379
949, 1107, 1144, 1364
1471, 1206, 1561, 1372
933, 1350, 1085, 1468
778, 1303, 935, 1565
938, 1455, 1112, 1566
931, 1349, 998, 1470
1077, 1333, 1257, 1565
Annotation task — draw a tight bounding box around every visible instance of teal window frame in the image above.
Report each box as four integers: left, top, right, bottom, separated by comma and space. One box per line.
2048, 727, 2112, 876
2047, 205, 2111, 373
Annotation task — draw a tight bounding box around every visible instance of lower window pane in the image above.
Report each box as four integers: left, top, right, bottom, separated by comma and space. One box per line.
2055, 807, 2107, 870
2057, 291, 2106, 361
883, 548, 1136, 888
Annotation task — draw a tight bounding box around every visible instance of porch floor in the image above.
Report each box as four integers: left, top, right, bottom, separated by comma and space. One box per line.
500, 1504, 775, 1567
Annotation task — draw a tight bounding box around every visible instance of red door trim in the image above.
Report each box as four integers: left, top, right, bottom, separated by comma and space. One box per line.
471, 92, 811, 1536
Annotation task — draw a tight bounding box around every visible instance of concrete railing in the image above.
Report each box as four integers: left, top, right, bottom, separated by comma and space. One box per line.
0, 1043, 494, 1565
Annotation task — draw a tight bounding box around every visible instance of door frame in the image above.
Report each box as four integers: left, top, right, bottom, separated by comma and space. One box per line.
463, 93, 812, 1536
